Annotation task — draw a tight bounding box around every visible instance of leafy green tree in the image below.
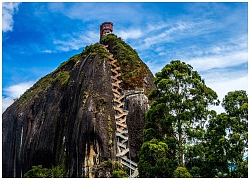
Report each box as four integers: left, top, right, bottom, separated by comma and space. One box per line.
184, 142, 208, 177
138, 60, 219, 177
189, 166, 201, 178
204, 112, 229, 177
138, 139, 177, 177
144, 60, 219, 166
204, 90, 248, 178
232, 157, 248, 178
222, 90, 248, 177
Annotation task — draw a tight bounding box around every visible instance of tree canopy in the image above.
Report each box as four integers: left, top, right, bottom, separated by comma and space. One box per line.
138, 60, 248, 178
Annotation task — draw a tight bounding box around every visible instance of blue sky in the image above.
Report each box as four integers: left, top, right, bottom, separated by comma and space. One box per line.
2, 2, 248, 113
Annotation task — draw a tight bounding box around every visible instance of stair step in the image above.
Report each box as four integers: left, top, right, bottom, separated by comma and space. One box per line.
116, 148, 129, 157
116, 121, 127, 128
114, 94, 125, 101
120, 157, 137, 167
129, 169, 139, 178
114, 106, 124, 114
121, 139, 128, 144
117, 142, 127, 149
121, 160, 137, 171
117, 116, 126, 123
115, 113, 127, 119
116, 132, 128, 140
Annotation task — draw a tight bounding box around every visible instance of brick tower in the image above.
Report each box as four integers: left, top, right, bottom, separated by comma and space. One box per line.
100, 22, 113, 40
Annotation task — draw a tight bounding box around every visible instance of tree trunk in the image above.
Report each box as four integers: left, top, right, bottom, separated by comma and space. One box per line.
178, 117, 183, 166
179, 132, 183, 166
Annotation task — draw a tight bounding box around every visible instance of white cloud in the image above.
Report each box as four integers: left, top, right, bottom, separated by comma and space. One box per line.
48, 2, 144, 23
136, 21, 197, 50
186, 34, 247, 61
2, 82, 34, 112
2, 2, 21, 32
144, 59, 162, 76
147, 22, 169, 32
41, 50, 52, 53
206, 75, 248, 114
186, 51, 248, 72
53, 31, 99, 52
2, 97, 14, 113
141, 33, 247, 76
116, 29, 143, 40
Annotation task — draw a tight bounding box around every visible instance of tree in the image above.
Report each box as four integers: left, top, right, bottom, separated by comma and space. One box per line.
222, 90, 248, 178
204, 112, 229, 177
144, 60, 219, 166
138, 139, 177, 177
204, 90, 248, 178
138, 60, 219, 177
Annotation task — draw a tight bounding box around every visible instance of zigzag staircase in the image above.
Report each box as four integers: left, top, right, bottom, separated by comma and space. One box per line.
103, 45, 139, 178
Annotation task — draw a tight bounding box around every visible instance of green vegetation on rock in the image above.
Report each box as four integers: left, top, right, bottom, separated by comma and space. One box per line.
93, 159, 129, 178
24, 165, 66, 178
101, 34, 151, 90
17, 55, 77, 107
16, 34, 153, 108
16, 43, 108, 108
82, 43, 110, 59
24, 155, 67, 178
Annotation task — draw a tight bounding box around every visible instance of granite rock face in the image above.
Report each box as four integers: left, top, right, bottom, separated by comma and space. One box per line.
2, 38, 155, 178
124, 91, 150, 163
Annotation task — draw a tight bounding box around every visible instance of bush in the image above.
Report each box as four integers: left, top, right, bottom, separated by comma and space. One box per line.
112, 169, 128, 178
190, 166, 201, 178
24, 165, 49, 178
173, 166, 192, 178
24, 157, 66, 178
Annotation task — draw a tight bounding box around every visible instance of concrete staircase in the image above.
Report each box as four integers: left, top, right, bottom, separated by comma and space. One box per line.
103, 45, 139, 178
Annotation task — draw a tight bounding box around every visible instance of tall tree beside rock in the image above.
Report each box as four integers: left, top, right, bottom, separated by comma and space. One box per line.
138, 60, 220, 177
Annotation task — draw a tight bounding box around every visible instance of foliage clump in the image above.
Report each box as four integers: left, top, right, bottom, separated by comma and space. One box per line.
93, 159, 129, 178
24, 155, 67, 178
24, 164, 66, 178
173, 166, 192, 178
101, 34, 151, 90
138, 139, 177, 177
82, 43, 109, 59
